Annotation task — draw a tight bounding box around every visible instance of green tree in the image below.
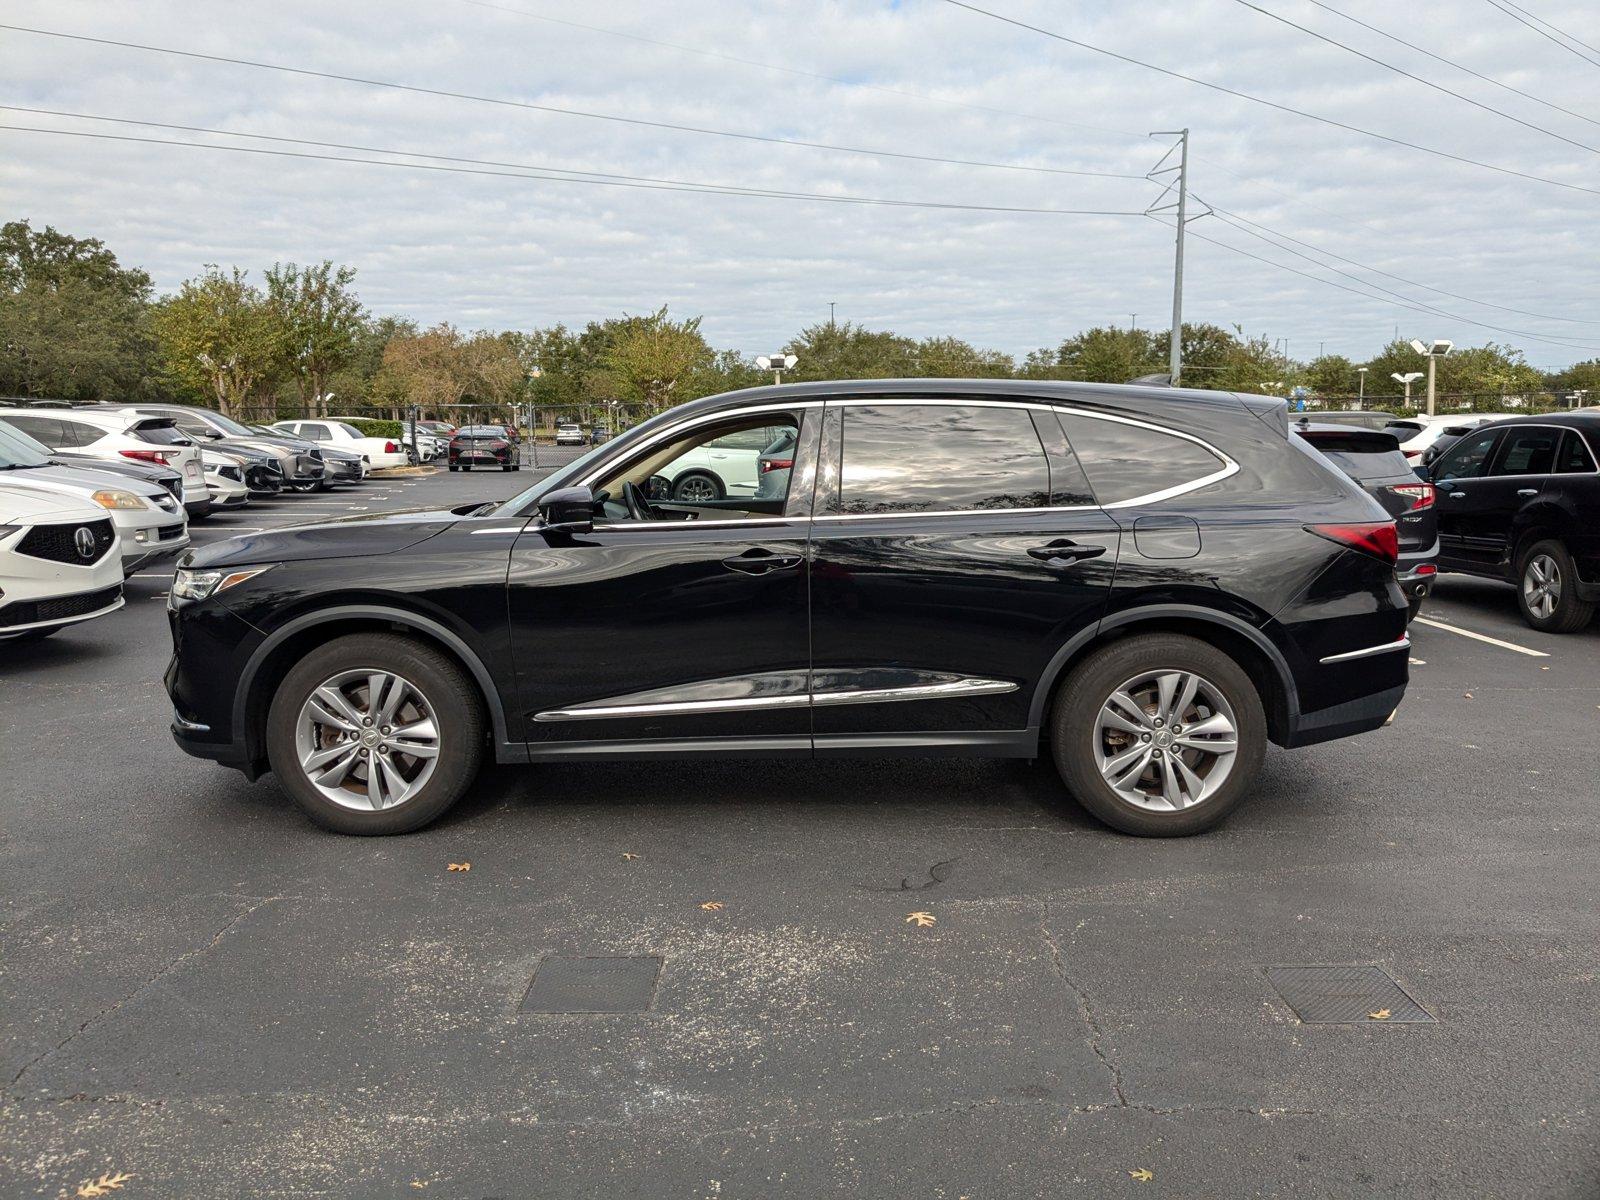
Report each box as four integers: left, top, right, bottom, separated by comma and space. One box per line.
1051, 326, 1160, 383
597, 306, 715, 413
264, 261, 365, 416
0, 220, 160, 401
1304, 354, 1357, 396
153, 265, 283, 418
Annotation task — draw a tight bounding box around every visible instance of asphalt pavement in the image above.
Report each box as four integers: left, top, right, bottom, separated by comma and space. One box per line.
3, 465, 1597, 1199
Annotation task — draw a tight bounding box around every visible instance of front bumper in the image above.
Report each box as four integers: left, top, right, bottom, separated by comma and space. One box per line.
119, 517, 190, 570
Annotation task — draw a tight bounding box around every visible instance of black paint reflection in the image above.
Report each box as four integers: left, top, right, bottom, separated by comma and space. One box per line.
838, 406, 1050, 514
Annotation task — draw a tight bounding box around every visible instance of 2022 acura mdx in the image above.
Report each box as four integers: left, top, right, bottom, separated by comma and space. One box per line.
166, 380, 1410, 837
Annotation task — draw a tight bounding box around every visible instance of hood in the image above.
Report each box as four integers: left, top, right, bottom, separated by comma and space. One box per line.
0, 479, 108, 523
181, 504, 477, 569
0, 463, 167, 503
216, 436, 298, 461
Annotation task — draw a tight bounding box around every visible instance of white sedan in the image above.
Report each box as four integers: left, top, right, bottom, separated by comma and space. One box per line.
0, 481, 126, 643
271, 420, 410, 470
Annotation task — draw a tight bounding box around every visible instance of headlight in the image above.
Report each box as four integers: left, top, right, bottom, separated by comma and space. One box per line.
170, 564, 273, 607
92, 488, 149, 511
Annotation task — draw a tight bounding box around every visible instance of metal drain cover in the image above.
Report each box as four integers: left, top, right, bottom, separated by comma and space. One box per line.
521, 955, 663, 1014
1266, 965, 1433, 1024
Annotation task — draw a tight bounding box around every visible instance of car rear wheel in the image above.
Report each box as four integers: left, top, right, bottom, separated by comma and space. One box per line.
1517, 539, 1595, 633
266, 633, 484, 835
673, 471, 724, 502
1051, 633, 1266, 836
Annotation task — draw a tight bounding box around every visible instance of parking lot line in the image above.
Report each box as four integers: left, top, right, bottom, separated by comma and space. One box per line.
1412, 616, 1550, 658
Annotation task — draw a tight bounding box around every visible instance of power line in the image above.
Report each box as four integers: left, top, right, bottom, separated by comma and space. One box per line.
1230, 0, 1600, 155
452, 0, 1152, 147
1300, 0, 1600, 129
0, 24, 1145, 180
938, 0, 1600, 198
1167, 219, 1600, 354
0, 122, 1151, 217
1483, 0, 1600, 68
1499, 0, 1600, 58
1205, 202, 1600, 326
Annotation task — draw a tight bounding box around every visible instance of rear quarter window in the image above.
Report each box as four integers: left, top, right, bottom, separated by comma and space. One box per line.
1056, 412, 1226, 505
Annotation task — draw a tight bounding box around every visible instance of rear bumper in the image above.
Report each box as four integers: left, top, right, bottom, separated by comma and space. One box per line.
1282, 683, 1406, 748
1396, 538, 1439, 597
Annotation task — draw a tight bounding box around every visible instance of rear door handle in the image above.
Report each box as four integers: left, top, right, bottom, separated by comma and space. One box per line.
721, 549, 802, 575
1517, 488, 1538, 497
1448, 491, 1466, 499
1027, 540, 1107, 564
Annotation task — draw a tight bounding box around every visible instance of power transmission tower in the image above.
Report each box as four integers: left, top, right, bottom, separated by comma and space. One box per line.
1146, 130, 1209, 385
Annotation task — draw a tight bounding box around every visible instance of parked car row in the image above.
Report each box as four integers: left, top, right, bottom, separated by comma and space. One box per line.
0, 401, 399, 643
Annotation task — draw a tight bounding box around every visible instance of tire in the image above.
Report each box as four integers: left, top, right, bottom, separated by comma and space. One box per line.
265, 633, 485, 835
501, 462, 513, 472
1516, 539, 1595, 634
672, 471, 724, 502
1050, 633, 1267, 837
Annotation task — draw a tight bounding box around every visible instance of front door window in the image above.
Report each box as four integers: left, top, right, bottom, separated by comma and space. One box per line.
588, 413, 802, 521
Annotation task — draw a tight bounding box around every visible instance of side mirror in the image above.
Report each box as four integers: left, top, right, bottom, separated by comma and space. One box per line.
539, 485, 595, 534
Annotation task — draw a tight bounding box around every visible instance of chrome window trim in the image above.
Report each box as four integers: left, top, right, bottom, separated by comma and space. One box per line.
1319, 634, 1410, 664
566, 394, 1237, 530
535, 677, 1017, 722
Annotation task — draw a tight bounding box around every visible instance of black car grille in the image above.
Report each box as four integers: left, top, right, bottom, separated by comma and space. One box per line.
161, 477, 183, 500
246, 465, 282, 491
0, 583, 122, 629
15, 518, 115, 565
158, 525, 185, 541
307, 448, 324, 462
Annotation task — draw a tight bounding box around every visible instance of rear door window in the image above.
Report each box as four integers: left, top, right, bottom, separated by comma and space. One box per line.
836, 404, 1049, 515
1056, 413, 1225, 505
1556, 430, 1596, 473
1491, 427, 1559, 476
2, 414, 70, 446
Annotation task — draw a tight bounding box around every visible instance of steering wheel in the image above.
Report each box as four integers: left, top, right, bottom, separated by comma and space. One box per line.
622, 480, 654, 521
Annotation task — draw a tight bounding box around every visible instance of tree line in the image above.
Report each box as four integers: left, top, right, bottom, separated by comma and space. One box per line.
3, 219, 1595, 426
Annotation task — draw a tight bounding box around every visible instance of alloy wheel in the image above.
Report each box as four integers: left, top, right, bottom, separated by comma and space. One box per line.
674, 475, 719, 502
1094, 669, 1239, 811
294, 669, 441, 811
1523, 553, 1560, 620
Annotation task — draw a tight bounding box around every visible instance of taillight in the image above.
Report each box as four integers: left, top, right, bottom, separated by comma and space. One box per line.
1390, 483, 1435, 510
1402, 449, 1421, 460
384, 441, 400, 453
1306, 522, 1399, 565
120, 448, 172, 465
759, 458, 794, 474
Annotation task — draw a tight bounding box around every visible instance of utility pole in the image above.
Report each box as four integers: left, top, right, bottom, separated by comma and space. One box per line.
1130, 314, 1138, 331
1147, 129, 1192, 384
829, 301, 836, 329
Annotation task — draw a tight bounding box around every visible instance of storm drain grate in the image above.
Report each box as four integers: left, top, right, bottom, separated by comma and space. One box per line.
520, 955, 663, 1014
1266, 965, 1434, 1024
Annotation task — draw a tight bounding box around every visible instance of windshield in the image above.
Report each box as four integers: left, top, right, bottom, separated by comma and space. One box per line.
198, 410, 258, 436
0, 419, 60, 461
0, 421, 54, 468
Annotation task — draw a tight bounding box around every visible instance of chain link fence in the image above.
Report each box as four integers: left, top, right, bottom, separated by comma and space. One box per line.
1297, 391, 1590, 416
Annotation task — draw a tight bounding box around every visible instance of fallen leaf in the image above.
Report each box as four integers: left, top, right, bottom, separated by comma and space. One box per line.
1540, 666, 1550, 671
700, 901, 724, 911
410, 1182, 429, 1190
1368, 1008, 1392, 1021
1463, 692, 1473, 699
76, 1173, 133, 1198
447, 862, 470, 872
905, 911, 937, 928
1128, 1168, 1155, 1182
621, 852, 640, 861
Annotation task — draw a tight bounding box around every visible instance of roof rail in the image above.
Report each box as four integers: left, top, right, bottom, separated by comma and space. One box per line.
1128, 373, 1173, 386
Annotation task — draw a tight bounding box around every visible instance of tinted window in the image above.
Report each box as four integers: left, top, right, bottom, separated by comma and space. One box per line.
1557, 429, 1597, 473
336, 423, 365, 438
1433, 429, 1499, 481
299, 423, 330, 441
2, 414, 68, 447
1057, 413, 1225, 505
1317, 448, 1412, 481
133, 420, 192, 446
837, 404, 1048, 515
1492, 427, 1559, 476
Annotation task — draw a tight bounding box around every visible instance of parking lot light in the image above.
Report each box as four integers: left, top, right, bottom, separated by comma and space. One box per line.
754, 353, 799, 385
1408, 340, 1453, 417
1392, 371, 1424, 407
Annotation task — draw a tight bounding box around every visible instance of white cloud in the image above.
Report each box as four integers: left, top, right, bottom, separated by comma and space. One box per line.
4, 0, 1598, 367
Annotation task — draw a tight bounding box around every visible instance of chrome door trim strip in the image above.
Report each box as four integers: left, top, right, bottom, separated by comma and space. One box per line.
534, 676, 1018, 722
1319, 634, 1410, 664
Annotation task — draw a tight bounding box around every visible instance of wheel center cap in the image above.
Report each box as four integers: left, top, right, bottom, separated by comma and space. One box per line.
1154, 731, 1173, 748
361, 729, 381, 747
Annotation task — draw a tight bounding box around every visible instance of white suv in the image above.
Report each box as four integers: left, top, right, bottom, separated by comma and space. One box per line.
270, 420, 410, 470
0, 482, 125, 643
0, 407, 210, 517
660, 423, 791, 501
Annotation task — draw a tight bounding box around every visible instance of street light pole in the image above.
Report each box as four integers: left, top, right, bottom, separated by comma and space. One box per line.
1410, 339, 1454, 417
1357, 367, 1367, 403
756, 353, 799, 385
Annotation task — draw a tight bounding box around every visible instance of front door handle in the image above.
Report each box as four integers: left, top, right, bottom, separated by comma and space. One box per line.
1027, 539, 1107, 564
721, 549, 802, 575
1517, 488, 1538, 497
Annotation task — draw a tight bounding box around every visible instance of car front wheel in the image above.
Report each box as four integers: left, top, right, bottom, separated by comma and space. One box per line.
673, 471, 724, 502
1051, 633, 1266, 836
1517, 539, 1595, 633
265, 633, 484, 834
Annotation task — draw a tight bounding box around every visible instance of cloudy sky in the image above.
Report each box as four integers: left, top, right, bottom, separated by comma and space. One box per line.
4, 0, 1599, 368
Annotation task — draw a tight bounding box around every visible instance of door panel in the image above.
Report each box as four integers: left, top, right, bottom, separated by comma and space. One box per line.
1433, 429, 1503, 568
508, 519, 811, 744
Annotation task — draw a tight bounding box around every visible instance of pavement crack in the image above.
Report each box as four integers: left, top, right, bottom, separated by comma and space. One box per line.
859, 857, 957, 893
7, 896, 279, 1091
1038, 899, 1127, 1107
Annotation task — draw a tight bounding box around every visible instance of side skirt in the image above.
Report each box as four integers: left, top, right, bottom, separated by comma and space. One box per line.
497, 728, 1040, 764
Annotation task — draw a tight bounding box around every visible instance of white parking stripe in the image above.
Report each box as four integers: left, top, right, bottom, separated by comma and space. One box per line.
131, 572, 174, 578
1412, 616, 1550, 658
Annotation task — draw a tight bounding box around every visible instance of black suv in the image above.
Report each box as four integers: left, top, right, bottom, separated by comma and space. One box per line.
1294, 421, 1438, 619
166, 380, 1409, 837
1428, 412, 1599, 633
